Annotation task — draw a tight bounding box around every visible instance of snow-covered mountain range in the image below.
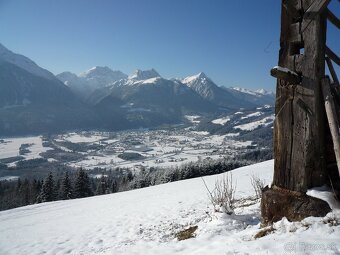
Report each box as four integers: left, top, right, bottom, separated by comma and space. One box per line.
58, 66, 274, 107
0, 42, 275, 135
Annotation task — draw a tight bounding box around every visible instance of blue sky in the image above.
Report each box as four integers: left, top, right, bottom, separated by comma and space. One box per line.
0, 0, 338, 91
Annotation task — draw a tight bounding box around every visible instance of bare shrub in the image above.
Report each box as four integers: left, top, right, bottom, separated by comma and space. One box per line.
251, 174, 265, 199
202, 173, 236, 215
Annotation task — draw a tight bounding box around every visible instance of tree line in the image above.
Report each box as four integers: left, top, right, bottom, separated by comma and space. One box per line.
0, 168, 132, 211
0, 150, 270, 211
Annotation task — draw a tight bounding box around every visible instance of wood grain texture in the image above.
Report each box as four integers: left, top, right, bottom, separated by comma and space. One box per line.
322, 77, 340, 177
273, 0, 328, 192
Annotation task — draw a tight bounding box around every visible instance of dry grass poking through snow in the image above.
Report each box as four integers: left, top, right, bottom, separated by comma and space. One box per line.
202, 173, 236, 215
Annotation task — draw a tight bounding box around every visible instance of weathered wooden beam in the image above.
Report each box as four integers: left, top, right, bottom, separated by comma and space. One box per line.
302, 0, 330, 31
321, 76, 340, 178
293, 54, 304, 73
326, 46, 340, 66
331, 84, 340, 106
289, 22, 303, 45
271, 66, 302, 84
327, 8, 340, 29
282, 0, 302, 19
326, 56, 340, 85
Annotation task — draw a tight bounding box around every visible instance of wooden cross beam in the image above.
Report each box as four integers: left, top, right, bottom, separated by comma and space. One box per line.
326, 46, 340, 66
302, 0, 330, 31
326, 56, 339, 85
327, 9, 340, 29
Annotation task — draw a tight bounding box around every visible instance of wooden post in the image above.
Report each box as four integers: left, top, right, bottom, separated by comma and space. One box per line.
326, 56, 339, 85
261, 0, 333, 224
273, 0, 328, 192
322, 76, 340, 177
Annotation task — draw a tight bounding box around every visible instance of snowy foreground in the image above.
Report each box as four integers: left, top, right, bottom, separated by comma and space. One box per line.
0, 160, 339, 255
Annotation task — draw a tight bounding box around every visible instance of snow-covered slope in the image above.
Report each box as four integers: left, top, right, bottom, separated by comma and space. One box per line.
255, 88, 275, 96
0, 43, 55, 80
93, 75, 219, 119
0, 160, 339, 255
182, 72, 221, 99
230, 87, 274, 97
182, 72, 255, 110
225, 87, 275, 107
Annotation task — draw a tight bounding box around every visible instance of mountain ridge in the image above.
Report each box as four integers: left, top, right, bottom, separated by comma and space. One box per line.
0, 43, 275, 135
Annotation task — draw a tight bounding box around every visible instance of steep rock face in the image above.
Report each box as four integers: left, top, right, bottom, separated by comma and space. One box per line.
182, 72, 256, 110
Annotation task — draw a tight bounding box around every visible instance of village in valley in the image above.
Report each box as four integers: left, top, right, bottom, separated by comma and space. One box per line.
0, 105, 274, 181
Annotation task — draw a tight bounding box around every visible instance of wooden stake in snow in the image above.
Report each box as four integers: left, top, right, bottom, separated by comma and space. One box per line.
261, 0, 339, 224
322, 76, 340, 177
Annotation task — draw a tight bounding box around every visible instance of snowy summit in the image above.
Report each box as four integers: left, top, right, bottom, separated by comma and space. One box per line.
182, 72, 210, 86
128, 69, 161, 80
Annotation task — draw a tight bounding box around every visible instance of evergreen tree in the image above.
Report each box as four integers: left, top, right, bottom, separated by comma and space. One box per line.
38, 172, 56, 202
96, 175, 107, 195
111, 179, 118, 193
55, 178, 61, 200
16, 178, 22, 192
22, 179, 30, 205
60, 172, 73, 200
31, 179, 41, 204
0, 182, 3, 197
74, 168, 92, 198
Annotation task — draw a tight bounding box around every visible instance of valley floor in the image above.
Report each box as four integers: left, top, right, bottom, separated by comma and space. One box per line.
0, 160, 339, 255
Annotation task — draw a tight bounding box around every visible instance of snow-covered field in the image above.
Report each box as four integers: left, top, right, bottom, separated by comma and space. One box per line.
211, 116, 230, 125
234, 115, 275, 131
0, 136, 51, 160
61, 133, 105, 143
184, 115, 200, 124
0, 160, 339, 255
0, 129, 254, 172
54, 130, 254, 170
